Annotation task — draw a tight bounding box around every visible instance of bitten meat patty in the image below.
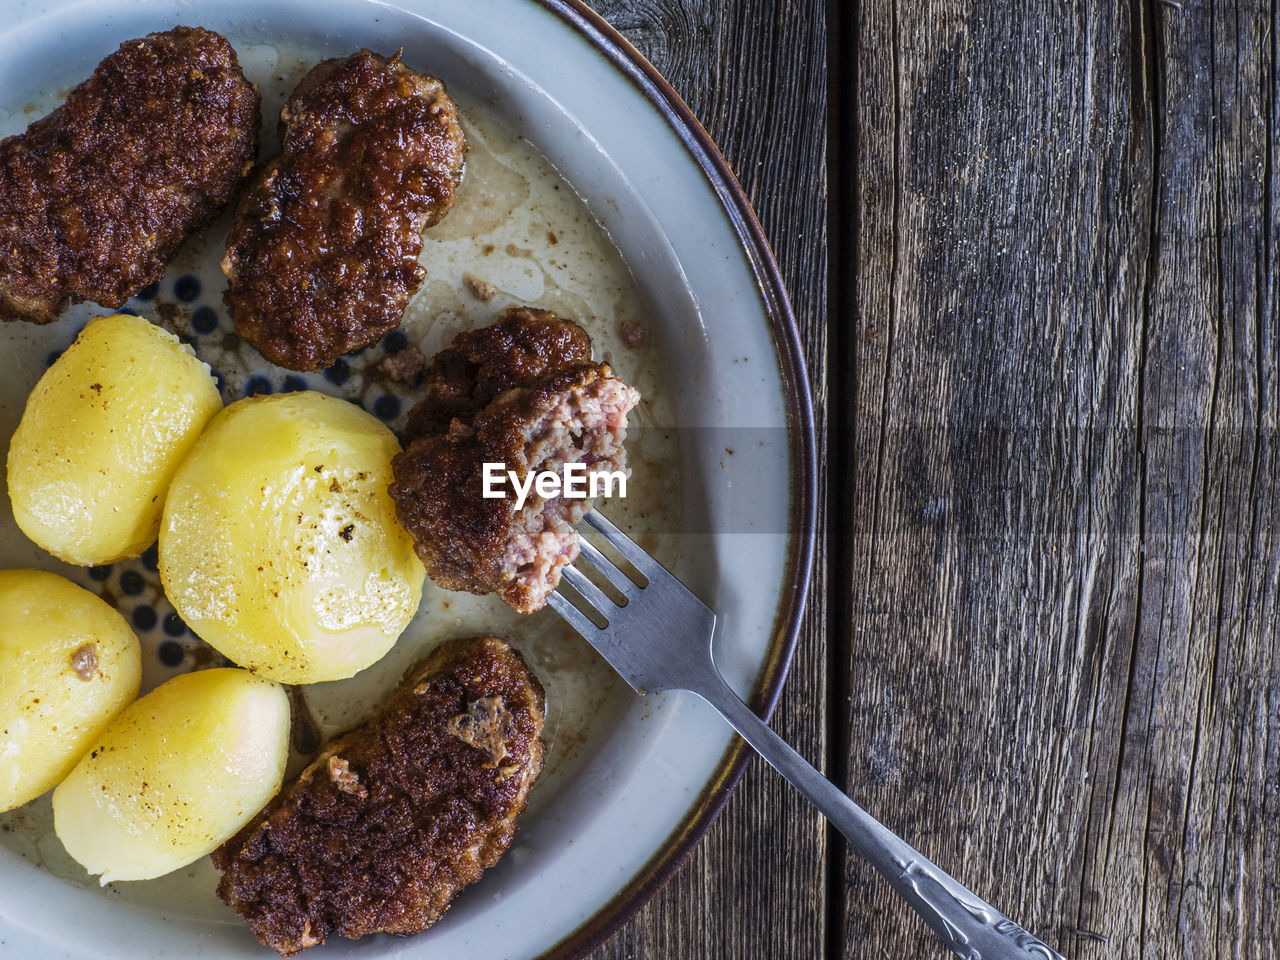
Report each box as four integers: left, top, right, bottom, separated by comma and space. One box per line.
390, 307, 641, 613
0, 27, 260, 325
222, 49, 467, 371
213, 636, 546, 957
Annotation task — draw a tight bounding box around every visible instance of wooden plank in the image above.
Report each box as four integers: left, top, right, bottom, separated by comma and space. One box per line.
843, 1, 1278, 959
579, 1, 830, 958
843, 0, 1151, 954
1093, 0, 1280, 955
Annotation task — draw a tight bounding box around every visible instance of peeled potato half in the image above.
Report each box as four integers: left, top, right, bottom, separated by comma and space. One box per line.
160, 391, 426, 684
53, 668, 289, 883
6, 313, 222, 566
0, 569, 141, 812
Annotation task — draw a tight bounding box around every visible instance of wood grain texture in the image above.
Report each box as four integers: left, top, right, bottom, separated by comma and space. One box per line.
842, 1, 1278, 959
576, 0, 1276, 958
578, 1, 829, 959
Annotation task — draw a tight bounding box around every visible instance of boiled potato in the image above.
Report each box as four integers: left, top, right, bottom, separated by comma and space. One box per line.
0, 569, 141, 812
160, 391, 425, 684
52, 667, 288, 883
7, 313, 222, 566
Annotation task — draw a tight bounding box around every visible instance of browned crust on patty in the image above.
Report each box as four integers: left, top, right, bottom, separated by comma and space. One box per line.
403, 305, 594, 440
0, 27, 260, 325
212, 636, 546, 957
390, 307, 639, 613
222, 49, 467, 371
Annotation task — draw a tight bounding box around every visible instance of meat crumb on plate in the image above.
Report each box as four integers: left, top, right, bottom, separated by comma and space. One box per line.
380, 343, 427, 384
463, 273, 498, 301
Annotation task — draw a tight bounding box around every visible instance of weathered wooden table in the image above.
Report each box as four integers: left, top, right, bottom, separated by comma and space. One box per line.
582, 1, 1278, 958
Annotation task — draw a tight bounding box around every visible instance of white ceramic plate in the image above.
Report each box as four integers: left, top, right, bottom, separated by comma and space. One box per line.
0, 2, 815, 957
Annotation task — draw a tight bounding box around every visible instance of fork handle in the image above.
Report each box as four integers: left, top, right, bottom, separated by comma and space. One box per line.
695, 677, 1064, 960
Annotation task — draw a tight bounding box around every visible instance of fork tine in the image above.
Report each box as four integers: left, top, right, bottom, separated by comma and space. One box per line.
576, 537, 638, 594
583, 509, 657, 573
546, 589, 602, 636
559, 564, 617, 616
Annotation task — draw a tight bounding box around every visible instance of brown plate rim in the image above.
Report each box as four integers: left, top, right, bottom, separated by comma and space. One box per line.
528, 2, 818, 958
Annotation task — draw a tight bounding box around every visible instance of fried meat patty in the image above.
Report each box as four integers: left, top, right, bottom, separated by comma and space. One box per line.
222, 49, 467, 371
0, 27, 260, 325
213, 636, 546, 957
390, 307, 640, 613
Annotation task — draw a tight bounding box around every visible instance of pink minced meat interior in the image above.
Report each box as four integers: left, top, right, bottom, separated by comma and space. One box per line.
500, 376, 639, 607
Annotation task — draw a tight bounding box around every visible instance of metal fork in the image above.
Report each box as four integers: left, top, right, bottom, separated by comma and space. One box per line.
548, 509, 1064, 960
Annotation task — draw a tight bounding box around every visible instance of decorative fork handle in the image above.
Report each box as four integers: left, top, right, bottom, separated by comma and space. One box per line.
696, 676, 1063, 960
